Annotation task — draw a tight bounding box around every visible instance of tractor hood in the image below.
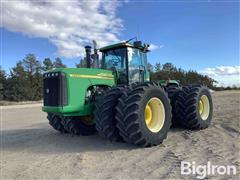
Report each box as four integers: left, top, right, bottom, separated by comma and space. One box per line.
42, 68, 116, 116
44, 68, 115, 80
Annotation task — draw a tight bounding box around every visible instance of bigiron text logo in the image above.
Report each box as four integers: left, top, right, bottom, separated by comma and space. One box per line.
181, 161, 237, 179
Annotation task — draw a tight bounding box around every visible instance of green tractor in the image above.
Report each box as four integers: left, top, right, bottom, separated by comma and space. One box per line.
42, 40, 213, 147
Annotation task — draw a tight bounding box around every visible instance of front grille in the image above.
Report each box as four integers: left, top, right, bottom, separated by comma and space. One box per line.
43, 72, 68, 106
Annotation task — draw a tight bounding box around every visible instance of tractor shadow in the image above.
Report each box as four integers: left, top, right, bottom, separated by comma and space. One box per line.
2, 124, 193, 154
1, 124, 135, 154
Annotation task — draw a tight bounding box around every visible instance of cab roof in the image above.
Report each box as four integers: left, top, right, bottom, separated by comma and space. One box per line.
99, 41, 146, 52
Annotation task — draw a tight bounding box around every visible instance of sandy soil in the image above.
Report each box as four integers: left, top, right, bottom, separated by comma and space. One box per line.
1, 91, 240, 179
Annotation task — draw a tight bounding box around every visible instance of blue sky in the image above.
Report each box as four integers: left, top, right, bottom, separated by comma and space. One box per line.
1, 0, 239, 86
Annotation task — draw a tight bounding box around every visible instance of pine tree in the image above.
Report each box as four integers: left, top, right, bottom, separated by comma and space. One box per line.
5, 54, 44, 101
43, 58, 54, 71
5, 61, 30, 101
53, 57, 66, 68
22, 54, 43, 100
162, 63, 177, 72
0, 66, 6, 100
154, 63, 161, 72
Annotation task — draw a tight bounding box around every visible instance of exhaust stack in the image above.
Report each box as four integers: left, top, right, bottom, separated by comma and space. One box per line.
85, 46, 91, 68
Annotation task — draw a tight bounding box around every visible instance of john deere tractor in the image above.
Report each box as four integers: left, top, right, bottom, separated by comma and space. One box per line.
42, 40, 213, 147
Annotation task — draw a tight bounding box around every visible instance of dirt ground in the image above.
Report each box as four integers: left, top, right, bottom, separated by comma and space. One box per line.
1, 91, 240, 179
0, 100, 42, 106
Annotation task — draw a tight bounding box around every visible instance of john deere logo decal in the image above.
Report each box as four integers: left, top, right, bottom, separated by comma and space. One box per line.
69, 73, 113, 80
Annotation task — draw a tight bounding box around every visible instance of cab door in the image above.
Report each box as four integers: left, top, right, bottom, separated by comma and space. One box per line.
128, 47, 146, 83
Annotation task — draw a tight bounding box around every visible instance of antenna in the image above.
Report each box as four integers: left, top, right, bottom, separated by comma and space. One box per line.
137, 24, 141, 41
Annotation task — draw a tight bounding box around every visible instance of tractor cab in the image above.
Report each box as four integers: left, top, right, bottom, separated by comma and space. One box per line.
100, 41, 150, 84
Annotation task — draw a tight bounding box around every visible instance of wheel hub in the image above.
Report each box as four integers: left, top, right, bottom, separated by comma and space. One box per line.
144, 97, 165, 133
198, 95, 210, 120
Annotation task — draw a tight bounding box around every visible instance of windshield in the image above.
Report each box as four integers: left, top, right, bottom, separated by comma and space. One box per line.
102, 48, 126, 70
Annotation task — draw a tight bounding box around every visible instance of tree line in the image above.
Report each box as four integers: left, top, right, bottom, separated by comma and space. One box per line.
148, 62, 217, 88
0, 54, 67, 101
0, 53, 238, 102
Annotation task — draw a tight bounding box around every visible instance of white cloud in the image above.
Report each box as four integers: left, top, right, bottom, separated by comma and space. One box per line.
198, 66, 240, 87
149, 44, 164, 51
2, 0, 124, 57
199, 66, 240, 76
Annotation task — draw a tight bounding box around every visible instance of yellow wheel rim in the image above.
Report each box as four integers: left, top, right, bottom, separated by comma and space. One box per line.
145, 104, 152, 125
198, 95, 210, 120
144, 97, 165, 133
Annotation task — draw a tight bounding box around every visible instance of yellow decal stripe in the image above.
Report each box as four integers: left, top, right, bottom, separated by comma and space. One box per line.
97, 73, 114, 78
69, 74, 113, 80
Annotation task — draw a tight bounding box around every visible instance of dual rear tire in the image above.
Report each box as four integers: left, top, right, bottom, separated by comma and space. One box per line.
175, 85, 213, 129
165, 85, 182, 127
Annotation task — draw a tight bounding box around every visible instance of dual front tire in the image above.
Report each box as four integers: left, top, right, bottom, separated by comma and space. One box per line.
116, 83, 172, 146
47, 113, 67, 133
94, 83, 172, 147
94, 86, 125, 141
47, 114, 96, 135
